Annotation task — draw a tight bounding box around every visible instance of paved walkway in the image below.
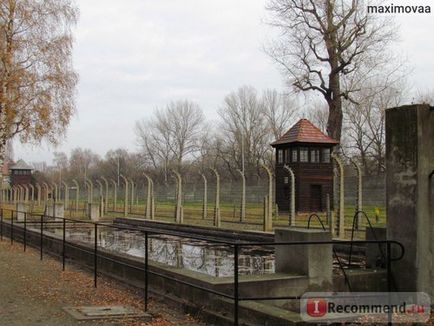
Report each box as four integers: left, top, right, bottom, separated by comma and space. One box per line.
0, 240, 203, 326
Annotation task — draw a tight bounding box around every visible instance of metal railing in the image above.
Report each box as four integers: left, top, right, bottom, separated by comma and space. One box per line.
0, 207, 405, 326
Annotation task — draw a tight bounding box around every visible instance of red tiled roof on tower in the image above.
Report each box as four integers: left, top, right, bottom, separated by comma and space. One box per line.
271, 118, 339, 146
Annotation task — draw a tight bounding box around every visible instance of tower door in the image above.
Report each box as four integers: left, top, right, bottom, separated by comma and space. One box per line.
310, 185, 322, 212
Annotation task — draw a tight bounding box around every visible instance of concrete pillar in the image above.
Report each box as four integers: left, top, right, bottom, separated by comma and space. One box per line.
88, 203, 100, 222
275, 228, 333, 288
386, 104, 434, 299
45, 201, 64, 221
16, 202, 26, 222
332, 154, 345, 239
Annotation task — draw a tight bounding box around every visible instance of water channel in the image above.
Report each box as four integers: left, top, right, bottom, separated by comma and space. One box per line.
37, 225, 275, 277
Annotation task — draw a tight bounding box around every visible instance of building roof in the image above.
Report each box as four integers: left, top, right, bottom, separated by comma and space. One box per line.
271, 118, 339, 146
9, 159, 33, 170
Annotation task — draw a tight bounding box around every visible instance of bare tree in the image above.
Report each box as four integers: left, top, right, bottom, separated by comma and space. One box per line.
217, 86, 270, 177
305, 100, 329, 133
0, 0, 78, 178
262, 89, 298, 140
136, 100, 205, 178
344, 78, 406, 175
266, 0, 396, 142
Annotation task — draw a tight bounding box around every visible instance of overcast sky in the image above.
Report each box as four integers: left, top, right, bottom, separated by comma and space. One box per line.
14, 0, 434, 165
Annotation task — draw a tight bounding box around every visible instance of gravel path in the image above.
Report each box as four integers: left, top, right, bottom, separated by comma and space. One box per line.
0, 240, 204, 326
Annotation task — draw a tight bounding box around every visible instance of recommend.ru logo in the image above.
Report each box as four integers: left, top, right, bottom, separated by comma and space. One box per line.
301, 292, 431, 323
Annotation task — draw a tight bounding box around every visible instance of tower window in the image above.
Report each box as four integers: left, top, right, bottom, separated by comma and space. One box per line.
277, 149, 283, 164
291, 149, 298, 162
300, 147, 309, 162
322, 148, 331, 163
310, 149, 320, 163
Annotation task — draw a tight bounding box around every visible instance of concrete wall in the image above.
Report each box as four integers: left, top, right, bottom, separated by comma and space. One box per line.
386, 104, 434, 299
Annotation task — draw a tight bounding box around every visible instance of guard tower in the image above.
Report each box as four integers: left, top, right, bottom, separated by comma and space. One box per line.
271, 119, 339, 212
9, 159, 33, 186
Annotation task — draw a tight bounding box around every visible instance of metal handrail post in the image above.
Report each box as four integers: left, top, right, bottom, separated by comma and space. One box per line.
0, 208, 3, 241
94, 223, 98, 288
145, 231, 149, 311
40, 215, 43, 260
11, 210, 14, 245
234, 243, 239, 326
62, 218, 66, 271
24, 212, 27, 252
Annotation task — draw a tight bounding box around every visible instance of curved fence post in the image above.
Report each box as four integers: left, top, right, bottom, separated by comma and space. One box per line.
261, 164, 273, 232
236, 169, 246, 222
199, 172, 207, 220
210, 168, 221, 227
283, 164, 296, 226
85, 179, 93, 204
110, 179, 117, 212
120, 175, 128, 217
143, 174, 154, 220
29, 184, 35, 203
72, 179, 80, 212
101, 177, 109, 215
350, 158, 363, 229
42, 182, 50, 203
171, 170, 183, 224
23, 184, 29, 203
36, 183, 41, 206
52, 183, 58, 202
96, 179, 104, 217
332, 153, 345, 239
61, 181, 69, 210
129, 179, 135, 213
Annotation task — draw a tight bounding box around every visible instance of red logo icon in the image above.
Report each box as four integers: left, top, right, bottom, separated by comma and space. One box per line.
306, 298, 327, 317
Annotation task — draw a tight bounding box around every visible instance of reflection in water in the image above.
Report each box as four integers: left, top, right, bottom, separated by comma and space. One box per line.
43, 227, 275, 277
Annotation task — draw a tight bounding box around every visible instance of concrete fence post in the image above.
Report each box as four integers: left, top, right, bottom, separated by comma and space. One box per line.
120, 175, 128, 217
199, 172, 207, 220
350, 158, 363, 228
101, 177, 109, 215
171, 170, 183, 224
36, 183, 41, 206
332, 153, 345, 239
52, 183, 58, 202
61, 181, 69, 210
85, 179, 93, 205
110, 179, 117, 212
210, 168, 221, 227
29, 184, 35, 203
261, 164, 273, 232
42, 182, 50, 203
130, 179, 135, 213
96, 179, 104, 217
72, 179, 80, 212
236, 169, 246, 222
283, 164, 296, 226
